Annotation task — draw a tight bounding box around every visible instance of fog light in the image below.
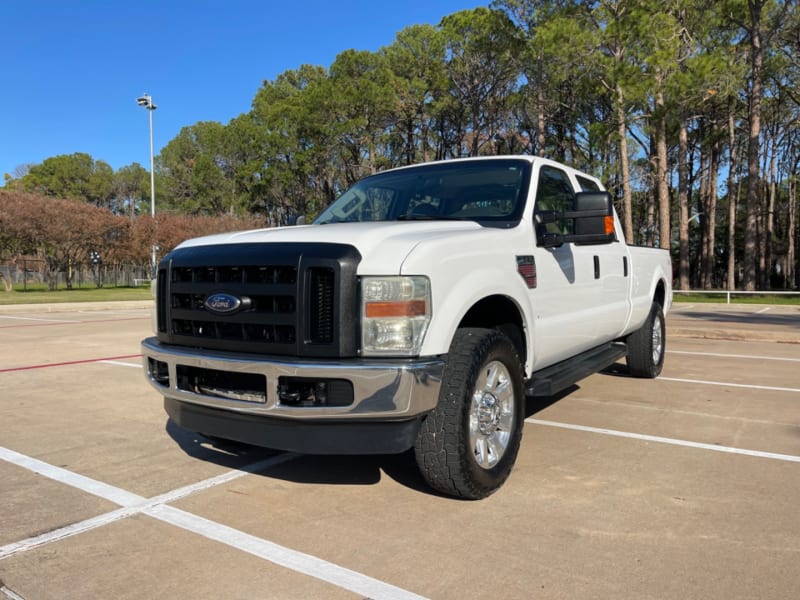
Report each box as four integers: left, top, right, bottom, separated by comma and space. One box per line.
148, 358, 169, 387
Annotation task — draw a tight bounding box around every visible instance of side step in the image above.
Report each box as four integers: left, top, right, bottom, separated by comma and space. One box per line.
525, 342, 627, 398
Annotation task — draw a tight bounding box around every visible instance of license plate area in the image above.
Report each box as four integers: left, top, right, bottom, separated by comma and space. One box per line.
176, 365, 267, 403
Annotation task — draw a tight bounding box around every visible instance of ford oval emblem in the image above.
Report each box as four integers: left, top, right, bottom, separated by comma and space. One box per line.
204, 292, 242, 315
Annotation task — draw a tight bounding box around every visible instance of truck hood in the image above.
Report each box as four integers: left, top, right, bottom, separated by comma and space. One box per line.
175, 221, 489, 274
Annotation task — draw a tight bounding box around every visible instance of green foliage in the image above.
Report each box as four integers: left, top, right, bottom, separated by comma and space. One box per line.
439, 7, 523, 157
250, 64, 338, 223
3, 0, 800, 289
114, 162, 150, 217
157, 121, 244, 215
383, 24, 448, 164
329, 49, 397, 181
16, 152, 116, 208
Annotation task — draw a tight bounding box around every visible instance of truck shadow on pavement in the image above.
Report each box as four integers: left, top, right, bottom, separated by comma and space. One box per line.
166, 417, 434, 494
164, 386, 585, 498
165, 419, 283, 468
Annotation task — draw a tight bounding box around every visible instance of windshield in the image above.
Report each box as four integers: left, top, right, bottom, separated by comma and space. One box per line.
314, 159, 532, 227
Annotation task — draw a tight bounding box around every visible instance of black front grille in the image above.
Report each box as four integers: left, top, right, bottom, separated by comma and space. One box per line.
308, 267, 335, 344
156, 242, 360, 358
169, 264, 298, 350
156, 269, 167, 333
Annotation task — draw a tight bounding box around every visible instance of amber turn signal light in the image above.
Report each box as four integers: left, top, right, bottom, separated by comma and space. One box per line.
365, 300, 427, 318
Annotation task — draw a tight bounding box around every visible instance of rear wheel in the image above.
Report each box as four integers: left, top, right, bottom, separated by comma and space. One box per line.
414, 328, 524, 499
626, 302, 665, 378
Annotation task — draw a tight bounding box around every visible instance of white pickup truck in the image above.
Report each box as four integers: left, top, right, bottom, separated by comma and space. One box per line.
142, 156, 672, 499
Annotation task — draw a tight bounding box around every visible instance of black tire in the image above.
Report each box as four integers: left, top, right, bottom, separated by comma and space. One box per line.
414, 328, 525, 500
626, 302, 665, 378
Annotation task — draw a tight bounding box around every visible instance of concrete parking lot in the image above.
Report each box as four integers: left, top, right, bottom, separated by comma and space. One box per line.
1, 301, 798, 599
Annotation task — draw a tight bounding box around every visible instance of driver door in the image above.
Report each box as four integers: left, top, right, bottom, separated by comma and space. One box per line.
529, 165, 600, 367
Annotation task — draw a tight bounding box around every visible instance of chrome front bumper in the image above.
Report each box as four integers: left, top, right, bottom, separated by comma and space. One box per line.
141, 337, 445, 421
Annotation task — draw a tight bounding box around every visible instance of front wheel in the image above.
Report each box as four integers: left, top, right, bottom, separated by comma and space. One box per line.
626, 302, 665, 378
414, 328, 525, 500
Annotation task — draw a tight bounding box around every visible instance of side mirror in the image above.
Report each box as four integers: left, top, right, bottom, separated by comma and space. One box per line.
538, 191, 616, 247
564, 191, 616, 243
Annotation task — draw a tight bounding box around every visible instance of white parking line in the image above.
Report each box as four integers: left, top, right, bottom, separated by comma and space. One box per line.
78, 310, 149, 316
576, 396, 797, 427
755, 307, 771, 314
0, 453, 297, 561
98, 360, 142, 368
0, 446, 142, 507
657, 376, 800, 393
527, 419, 800, 463
1, 503, 146, 561
0, 446, 428, 600
668, 350, 800, 363
0, 584, 25, 600
147, 504, 426, 600
0, 315, 78, 323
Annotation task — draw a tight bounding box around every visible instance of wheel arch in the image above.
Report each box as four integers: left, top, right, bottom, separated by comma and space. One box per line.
654, 278, 666, 308
456, 295, 527, 369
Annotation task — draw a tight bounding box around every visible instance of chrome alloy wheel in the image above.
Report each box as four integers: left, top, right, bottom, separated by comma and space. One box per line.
469, 360, 515, 470
651, 313, 664, 365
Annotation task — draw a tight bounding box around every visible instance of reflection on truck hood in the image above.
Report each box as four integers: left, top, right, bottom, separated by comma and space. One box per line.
176, 220, 487, 274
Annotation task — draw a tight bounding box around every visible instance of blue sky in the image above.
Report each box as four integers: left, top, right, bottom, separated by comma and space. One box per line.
1, 0, 486, 183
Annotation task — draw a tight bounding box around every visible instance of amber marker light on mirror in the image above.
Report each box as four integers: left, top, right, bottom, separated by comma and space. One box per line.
604, 215, 615, 235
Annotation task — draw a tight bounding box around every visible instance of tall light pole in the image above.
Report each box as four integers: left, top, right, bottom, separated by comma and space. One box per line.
136, 93, 157, 277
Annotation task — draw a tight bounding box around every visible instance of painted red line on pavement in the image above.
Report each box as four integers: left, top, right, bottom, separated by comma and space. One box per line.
0, 354, 143, 373
0, 317, 149, 330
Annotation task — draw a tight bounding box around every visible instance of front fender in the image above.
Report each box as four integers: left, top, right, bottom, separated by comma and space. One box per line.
416, 262, 536, 375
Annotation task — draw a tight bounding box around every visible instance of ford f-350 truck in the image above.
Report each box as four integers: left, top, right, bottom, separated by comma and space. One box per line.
142, 156, 672, 499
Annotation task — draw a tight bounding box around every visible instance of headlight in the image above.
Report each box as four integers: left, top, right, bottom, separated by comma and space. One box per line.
361, 276, 431, 356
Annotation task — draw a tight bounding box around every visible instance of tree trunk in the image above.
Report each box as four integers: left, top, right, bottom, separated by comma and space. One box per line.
645, 188, 656, 247
421, 117, 430, 163
616, 84, 634, 244
471, 104, 481, 157
406, 118, 415, 165
788, 175, 797, 288
66, 258, 74, 290
703, 136, 719, 289
742, 1, 764, 291
727, 105, 738, 291
678, 118, 690, 290
536, 55, 546, 157
764, 135, 777, 289
0, 271, 11, 292
758, 149, 769, 288
655, 91, 670, 251
698, 145, 710, 288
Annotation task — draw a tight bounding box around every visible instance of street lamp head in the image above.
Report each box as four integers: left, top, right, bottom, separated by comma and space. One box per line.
136, 94, 156, 110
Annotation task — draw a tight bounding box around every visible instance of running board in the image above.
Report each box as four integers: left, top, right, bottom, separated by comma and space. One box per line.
525, 342, 627, 398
